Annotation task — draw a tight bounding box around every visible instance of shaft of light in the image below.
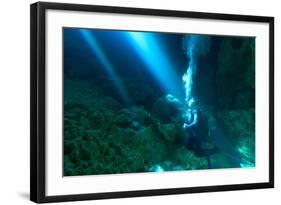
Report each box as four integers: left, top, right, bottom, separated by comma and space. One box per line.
79, 29, 131, 104
127, 32, 182, 99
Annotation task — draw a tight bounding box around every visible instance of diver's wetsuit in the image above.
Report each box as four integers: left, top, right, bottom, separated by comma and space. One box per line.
191, 110, 208, 143
184, 108, 212, 168
184, 109, 209, 151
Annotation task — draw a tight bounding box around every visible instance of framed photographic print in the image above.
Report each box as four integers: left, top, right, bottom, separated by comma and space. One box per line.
30, 1, 274, 203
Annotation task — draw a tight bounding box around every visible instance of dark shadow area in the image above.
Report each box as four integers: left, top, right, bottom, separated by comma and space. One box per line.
18, 192, 29, 200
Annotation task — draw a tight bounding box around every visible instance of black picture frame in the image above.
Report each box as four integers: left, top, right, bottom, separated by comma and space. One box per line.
30, 1, 274, 203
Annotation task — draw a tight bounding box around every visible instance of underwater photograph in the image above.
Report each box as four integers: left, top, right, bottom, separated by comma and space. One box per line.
63, 28, 255, 176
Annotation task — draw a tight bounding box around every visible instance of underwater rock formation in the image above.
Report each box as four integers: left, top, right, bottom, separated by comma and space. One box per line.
63, 79, 166, 175
216, 38, 255, 110
152, 96, 180, 122
114, 106, 158, 130
216, 108, 255, 166
63, 78, 215, 175
173, 146, 208, 170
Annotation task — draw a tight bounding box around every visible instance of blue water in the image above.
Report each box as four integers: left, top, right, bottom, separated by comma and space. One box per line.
63, 28, 255, 175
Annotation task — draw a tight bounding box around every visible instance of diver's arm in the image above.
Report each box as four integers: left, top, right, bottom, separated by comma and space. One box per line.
165, 94, 182, 111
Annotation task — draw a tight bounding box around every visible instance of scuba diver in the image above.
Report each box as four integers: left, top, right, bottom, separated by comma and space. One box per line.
165, 94, 219, 168
182, 97, 214, 168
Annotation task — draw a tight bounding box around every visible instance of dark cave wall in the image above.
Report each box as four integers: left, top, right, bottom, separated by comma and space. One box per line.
194, 37, 255, 111
216, 37, 255, 110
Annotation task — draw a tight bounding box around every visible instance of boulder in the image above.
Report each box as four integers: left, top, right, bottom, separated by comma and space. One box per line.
152, 96, 180, 122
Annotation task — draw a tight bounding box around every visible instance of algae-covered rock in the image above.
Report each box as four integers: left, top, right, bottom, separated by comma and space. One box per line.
173, 146, 208, 170
114, 112, 131, 128
134, 126, 169, 166
152, 96, 180, 122
88, 110, 115, 131
158, 121, 187, 144
64, 73, 255, 176
158, 123, 178, 143
114, 106, 158, 130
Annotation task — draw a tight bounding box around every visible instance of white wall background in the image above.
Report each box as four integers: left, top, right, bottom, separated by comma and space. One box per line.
0, 0, 279, 204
